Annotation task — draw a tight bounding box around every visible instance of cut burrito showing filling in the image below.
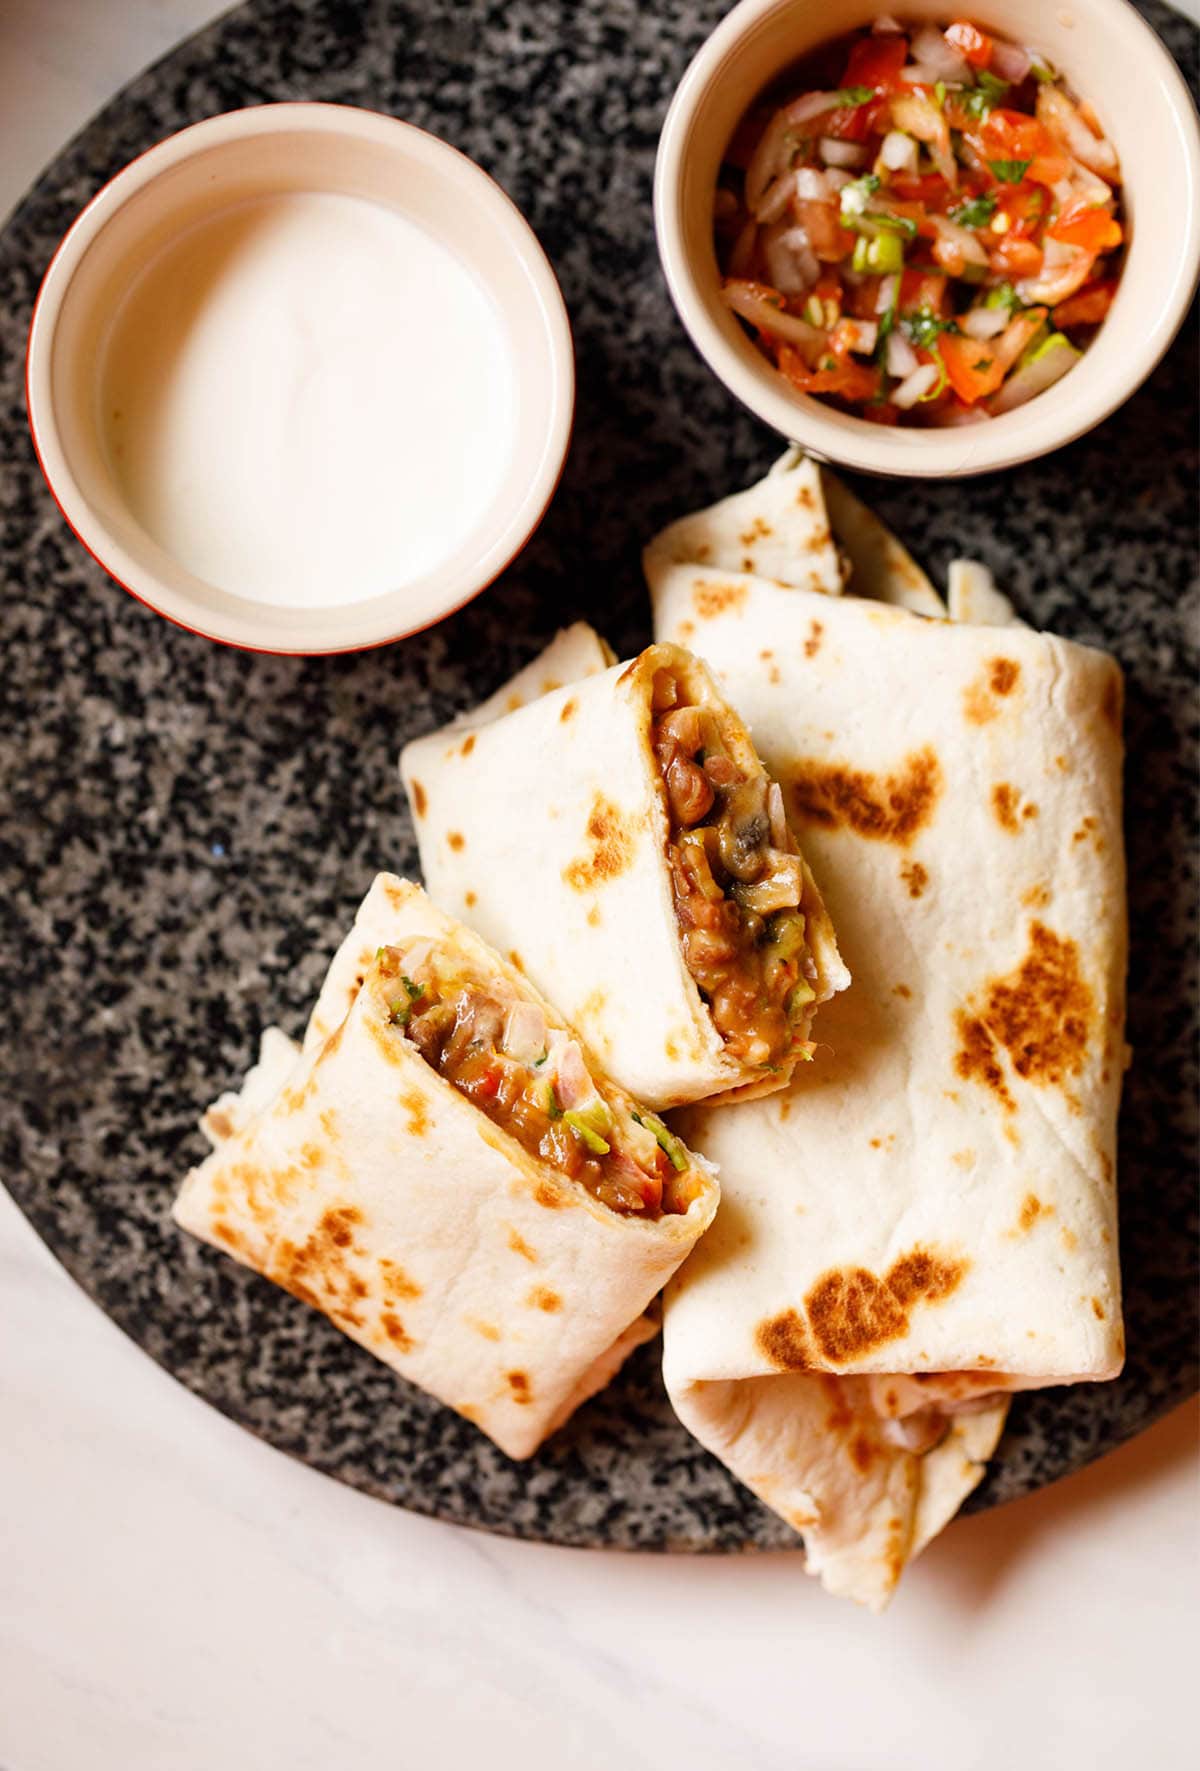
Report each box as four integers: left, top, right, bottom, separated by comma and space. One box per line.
401, 642, 848, 1110
175, 880, 717, 1461
652, 565, 1126, 1609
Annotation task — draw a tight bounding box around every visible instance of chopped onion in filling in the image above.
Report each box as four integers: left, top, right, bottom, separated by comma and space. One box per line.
374, 944, 700, 1216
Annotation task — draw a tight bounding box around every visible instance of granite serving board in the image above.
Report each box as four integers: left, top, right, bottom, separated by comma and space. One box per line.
1, 0, 1196, 1552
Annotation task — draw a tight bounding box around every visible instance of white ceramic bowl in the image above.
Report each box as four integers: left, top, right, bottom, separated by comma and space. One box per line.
656, 0, 1200, 476
27, 104, 574, 652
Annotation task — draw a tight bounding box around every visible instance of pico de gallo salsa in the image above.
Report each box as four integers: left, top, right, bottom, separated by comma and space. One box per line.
715, 16, 1123, 424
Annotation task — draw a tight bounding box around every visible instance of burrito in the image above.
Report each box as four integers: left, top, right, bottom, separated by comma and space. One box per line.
400, 642, 849, 1110
175, 877, 718, 1460
649, 474, 1126, 1607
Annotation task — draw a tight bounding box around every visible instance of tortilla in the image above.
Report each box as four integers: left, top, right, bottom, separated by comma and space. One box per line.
448, 622, 615, 729
643, 448, 948, 619
649, 487, 1126, 1608
947, 558, 1029, 629
642, 451, 845, 594
401, 642, 848, 1109
175, 877, 718, 1461
818, 468, 948, 618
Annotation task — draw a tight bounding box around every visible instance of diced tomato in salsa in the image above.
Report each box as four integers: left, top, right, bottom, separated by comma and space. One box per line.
841, 33, 909, 91
945, 20, 993, 66
715, 17, 1121, 424
1053, 279, 1117, 328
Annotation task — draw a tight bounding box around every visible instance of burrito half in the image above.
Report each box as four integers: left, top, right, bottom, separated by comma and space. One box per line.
175, 878, 718, 1460
401, 642, 848, 1110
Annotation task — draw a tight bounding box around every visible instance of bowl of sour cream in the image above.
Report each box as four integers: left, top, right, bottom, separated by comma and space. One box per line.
26, 104, 574, 652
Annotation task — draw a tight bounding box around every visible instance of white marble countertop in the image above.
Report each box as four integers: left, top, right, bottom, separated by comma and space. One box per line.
2, 5, 1197, 1767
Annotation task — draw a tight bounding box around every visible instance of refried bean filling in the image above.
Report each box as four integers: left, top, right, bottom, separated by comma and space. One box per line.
651, 666, 818, 1070
375, 944, 699, 1217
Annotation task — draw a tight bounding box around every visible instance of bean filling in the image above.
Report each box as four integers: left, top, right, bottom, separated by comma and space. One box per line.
375, 944, 699, 1217
651, 668, 818, 1070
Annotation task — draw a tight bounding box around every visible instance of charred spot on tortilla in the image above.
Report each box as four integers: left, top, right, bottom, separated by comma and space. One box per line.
795, 482, 815, 509
805, 1249, 966, 1362
559, 697, 578, 724
464, 889, 477, 908
789, 746, 942, 847
964, 658, 1020, 726
677, 618, 696, 641
741, 555, 755, 572
534, 1179, 569, 1210
380, 1312, 414, 1351
955, 1011, 1015, 1111
1021, 883, 1051, 910
893, 983, 912, 999
755, 1307, 813, 1371
804, 620, 823, 658
586, 903, 601, 928
848, 1433, 878, 1476
320, 1205, 362, 1248
818, 1374, 854, 1431
507, 950, 524, 973
411, 779, 428, 817
205, 1108, 234, 1141
506, 1370, 533, 1404
1100, 670, 1123, 733
899, 860, 928, 899
505, 692, 523, 712
955, 921, 1094, 1110
562, 794, 637, 891
381, 1258, 421, 1300
739, 517, 772, 546
805, 1268, 908, 1362
271, 1212, 369, 1328
399, 1090, 430, 1137
211, 1217, 243, 1252
527, 1286, 563, 1313
1015, 1193, 1053, 1233
1091, 1296, 1106, 1320
692, 579, 747, 619
992, 783, 1021, 832
447, 831, 466, 852
280, 1076, 318, 1114
885, 1249, 966, 1308
507, 1227, 538, 1263
459, 733, 476, 757
1061, 1225, 1079, 1253
469, 1318, 502, 1342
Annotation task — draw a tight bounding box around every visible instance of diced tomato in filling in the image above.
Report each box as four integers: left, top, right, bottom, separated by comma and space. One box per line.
377, 947, 695, 1216
649, 668, 817, 1073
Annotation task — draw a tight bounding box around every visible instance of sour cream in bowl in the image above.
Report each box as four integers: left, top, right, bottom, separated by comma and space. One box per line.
27, 105, 574, 652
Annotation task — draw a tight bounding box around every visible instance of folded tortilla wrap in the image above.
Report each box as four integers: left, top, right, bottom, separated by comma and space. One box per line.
175, 878, 718, 1460
649, 485, 1126, 1608
448, 621, 615, 730
400, 642, 849, 1110
642, 448, 948, 619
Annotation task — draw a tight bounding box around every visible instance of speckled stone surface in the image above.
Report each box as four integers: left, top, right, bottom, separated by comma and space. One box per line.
0, 0, 1196, 1551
